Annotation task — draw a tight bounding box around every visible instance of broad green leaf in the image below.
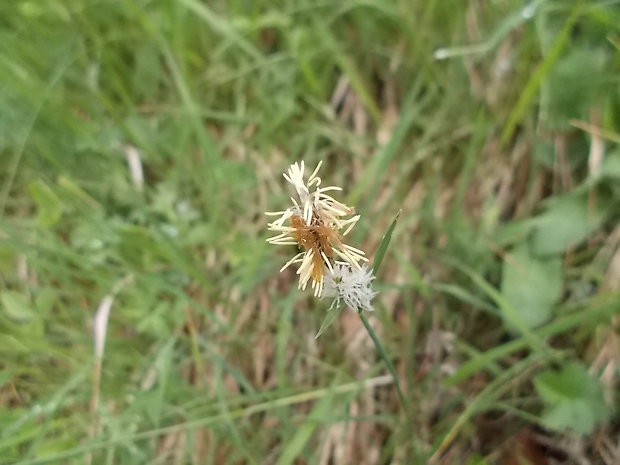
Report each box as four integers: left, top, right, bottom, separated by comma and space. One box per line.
493, 218, 537, 247
28, 179, 63, 228
501, 243, 562, 329
1, 291, 35, 324
0, 334, 31, 353
542, 48, 607, 130
34, 287, 56, 316
534, 362, 610, 434
531, 193, 606, 256
1, 292, 44, 340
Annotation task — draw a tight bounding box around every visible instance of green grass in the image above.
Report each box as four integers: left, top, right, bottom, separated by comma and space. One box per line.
1, 0, 620, 463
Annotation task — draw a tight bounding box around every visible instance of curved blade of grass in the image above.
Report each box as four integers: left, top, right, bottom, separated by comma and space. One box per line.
359, 312, 407, 412
453, 261, 557, 359
372, 210, 401, 274
431, 354, 548, 461
360, 210, 407, 413
179, 0, 262, 60
14, 376, 394, 465
276, 376, 340, 465
315, 300, 344, 339
500, 3, 583, 144
433, 0, 547, 60
447, 296, 618, 385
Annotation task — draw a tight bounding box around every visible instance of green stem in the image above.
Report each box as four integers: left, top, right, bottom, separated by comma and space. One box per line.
358, 312, 408, 414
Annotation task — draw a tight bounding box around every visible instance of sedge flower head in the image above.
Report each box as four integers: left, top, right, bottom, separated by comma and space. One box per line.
266, 161, 368, 297
323, 263, 377, 312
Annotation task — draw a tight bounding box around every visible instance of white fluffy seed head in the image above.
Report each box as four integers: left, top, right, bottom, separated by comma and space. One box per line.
323, 262, 377, 312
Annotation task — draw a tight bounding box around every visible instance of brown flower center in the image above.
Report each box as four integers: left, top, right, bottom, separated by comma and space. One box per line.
289, 214, 342, 281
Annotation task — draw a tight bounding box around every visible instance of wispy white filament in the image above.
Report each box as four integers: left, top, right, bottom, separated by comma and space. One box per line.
323, 263, 378, 312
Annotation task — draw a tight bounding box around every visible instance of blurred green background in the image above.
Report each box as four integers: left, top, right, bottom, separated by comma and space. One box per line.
1, 0, 619, 463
